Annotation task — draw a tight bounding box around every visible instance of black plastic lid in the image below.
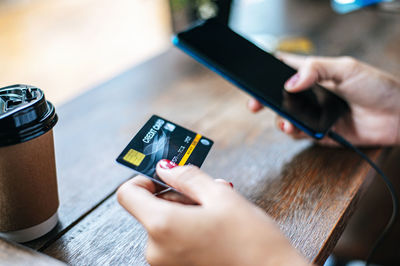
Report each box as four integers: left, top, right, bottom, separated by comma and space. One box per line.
0, 84, 58, 147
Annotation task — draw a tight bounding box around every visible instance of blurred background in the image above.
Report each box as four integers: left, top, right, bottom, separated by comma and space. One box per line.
0, 0, 171, 105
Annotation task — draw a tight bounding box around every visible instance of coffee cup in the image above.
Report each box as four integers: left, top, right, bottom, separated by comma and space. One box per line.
0, 84, 59, 243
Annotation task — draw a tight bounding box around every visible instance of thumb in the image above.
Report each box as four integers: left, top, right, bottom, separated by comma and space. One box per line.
284, 56, 352, 93
156, 159, 222, 204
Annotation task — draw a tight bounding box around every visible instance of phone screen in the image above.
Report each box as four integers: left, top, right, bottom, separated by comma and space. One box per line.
173, 19, 349, 138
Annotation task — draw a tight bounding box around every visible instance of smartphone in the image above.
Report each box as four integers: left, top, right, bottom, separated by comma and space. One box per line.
172, 18, 349, 139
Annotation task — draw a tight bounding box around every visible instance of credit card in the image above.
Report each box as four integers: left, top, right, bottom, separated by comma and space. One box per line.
116, 115, 213, 189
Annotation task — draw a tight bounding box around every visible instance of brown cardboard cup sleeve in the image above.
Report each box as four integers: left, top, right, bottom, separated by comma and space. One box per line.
0, 85, 59, 242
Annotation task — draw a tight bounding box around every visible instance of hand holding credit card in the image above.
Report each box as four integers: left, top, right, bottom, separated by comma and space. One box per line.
116, 115, 213, 189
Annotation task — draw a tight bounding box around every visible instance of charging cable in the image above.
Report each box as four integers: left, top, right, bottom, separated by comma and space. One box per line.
328, 131, 398, 265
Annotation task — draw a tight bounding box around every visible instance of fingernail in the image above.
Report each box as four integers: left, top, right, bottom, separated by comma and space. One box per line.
229, 182, 234, 188
284, 73, 300, 90
279, 121, 285, 131
282, 121, 290, 132
158, 159, 177, 170
283, 121, 291, 134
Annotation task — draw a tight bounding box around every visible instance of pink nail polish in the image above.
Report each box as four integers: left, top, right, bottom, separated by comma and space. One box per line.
159, 159, 177, 170
279, 121, 285, 131
282, 121, 289, 132
284, 73, 300, 89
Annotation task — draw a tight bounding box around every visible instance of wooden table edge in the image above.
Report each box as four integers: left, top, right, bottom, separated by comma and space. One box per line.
313, 148, 390, 264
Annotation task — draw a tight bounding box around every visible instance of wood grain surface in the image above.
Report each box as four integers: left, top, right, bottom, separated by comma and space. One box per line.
40, 62, 383, 263
0, 238, 64, 266
24, 51, 197, 251
13, 0, 400, 265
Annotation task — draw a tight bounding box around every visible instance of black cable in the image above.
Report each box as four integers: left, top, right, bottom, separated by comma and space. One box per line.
328, 131, 398, 266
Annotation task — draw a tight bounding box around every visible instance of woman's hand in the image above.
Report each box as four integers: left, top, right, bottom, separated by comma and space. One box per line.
248, 54, 400, 146
117, 160, 309, 266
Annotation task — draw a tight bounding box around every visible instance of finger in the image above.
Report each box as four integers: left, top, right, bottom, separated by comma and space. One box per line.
156, 160, 222, 204
275, 115, 286, 132
157, 191, 198, 205
275, 116, 307, 138
129, 175, 157, 193
215, 178, 234, 189
156, 179, 233, 204
290, 131, 309, 140
275, 116, 337, 144
276, 52, 306, 69
285, 56, 353, 93
117, 176, 176, 227
247, 98, 264, 112
152, 181, 172, 194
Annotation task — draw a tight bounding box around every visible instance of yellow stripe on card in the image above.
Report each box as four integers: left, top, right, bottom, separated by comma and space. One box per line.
178, 134, 202, 166
123, 149, 146, 166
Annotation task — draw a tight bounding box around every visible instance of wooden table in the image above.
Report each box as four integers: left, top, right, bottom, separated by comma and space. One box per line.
1, 1, 400, 265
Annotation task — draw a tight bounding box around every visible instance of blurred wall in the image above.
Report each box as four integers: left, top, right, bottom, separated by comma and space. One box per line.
0, 0, 172, 105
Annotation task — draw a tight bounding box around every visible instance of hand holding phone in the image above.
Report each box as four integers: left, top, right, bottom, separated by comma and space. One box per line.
173, 18, 349, 139
249, 51, 400, 146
